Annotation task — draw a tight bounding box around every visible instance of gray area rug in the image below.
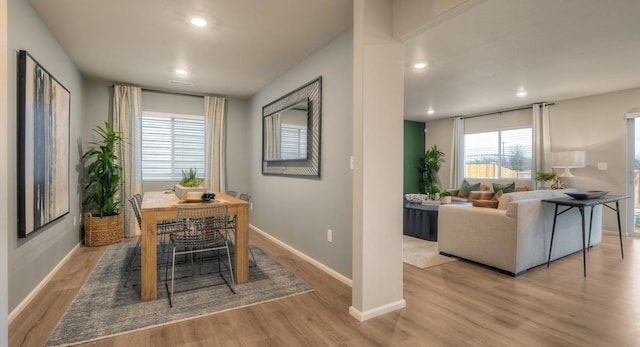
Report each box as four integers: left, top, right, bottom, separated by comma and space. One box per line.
403, 235, 458, 269
46, 242, 312, 346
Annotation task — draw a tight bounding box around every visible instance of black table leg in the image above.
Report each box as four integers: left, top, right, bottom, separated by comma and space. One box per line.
548, 204, 559, 267
616, 201, 624, 259
587, 206, 594, 252
580, 206, 586, 277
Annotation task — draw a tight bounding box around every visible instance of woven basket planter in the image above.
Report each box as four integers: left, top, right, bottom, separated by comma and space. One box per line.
84, 213, 123, 247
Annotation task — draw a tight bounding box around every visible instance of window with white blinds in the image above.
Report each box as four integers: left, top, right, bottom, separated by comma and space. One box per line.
280, 126, 307, 160
464, 127, 533, 179
141, 111, 205, 180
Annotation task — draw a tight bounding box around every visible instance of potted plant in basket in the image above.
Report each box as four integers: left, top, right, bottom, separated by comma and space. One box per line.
82, 122, 123, 247
174, 168, 207, 200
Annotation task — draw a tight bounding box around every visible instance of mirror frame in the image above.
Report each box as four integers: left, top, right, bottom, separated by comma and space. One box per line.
262, 76, 321, 178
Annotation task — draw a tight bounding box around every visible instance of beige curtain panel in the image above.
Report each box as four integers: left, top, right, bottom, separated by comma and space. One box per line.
113, 85, 143, 238
204, 96, 227, 193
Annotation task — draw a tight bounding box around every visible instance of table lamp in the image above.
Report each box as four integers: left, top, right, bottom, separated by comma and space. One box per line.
552, 151, 585, 188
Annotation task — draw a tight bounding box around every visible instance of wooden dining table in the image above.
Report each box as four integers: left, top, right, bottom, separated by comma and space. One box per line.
140, 191, 250, 301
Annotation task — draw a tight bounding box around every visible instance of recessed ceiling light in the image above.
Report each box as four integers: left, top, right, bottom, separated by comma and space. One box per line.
190, 17, 207, 27
174, 68, 188, 76
427, 108, 435, 115
516, 90, 528, 97
414, 62, 427, 69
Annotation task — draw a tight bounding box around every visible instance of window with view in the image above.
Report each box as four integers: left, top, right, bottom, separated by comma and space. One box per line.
141, 111, 205, 181
464, 128, 532, 179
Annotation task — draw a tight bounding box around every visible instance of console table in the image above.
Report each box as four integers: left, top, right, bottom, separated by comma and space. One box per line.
542, 194, 629, 277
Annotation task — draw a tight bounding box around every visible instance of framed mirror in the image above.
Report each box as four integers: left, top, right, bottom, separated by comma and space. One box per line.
262, 77, 321, 178
263, 98, 309, 162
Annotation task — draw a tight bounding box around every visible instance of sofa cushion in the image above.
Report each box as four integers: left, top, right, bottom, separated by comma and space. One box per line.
470, 190, 503, 209
515, 186, 529, 192
458, 180, 481, 198
492, 182, 515, 194
471, 199, 498, 208
469, 191, 494, 201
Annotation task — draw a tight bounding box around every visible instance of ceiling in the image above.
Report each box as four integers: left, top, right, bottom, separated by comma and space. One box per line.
29, 0, 640, 122
28, 0, 352, 98
404, 0, 640, 121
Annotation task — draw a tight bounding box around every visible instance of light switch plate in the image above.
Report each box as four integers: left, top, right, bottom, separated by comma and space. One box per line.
597, 162, 607, 171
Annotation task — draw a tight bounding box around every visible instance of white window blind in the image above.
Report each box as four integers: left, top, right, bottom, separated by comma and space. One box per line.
464, 127, 532, 179
141, 112, 205, 180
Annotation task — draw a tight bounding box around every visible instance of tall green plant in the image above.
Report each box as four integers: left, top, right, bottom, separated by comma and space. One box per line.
417, 145, 445, 193
82, 122, 123, 217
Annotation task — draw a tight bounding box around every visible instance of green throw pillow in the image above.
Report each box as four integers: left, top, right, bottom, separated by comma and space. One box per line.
492, 182, 515, 194
458, 180, 480, 198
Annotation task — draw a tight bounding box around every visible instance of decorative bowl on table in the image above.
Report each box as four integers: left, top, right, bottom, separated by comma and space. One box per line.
183, 192, 216, 203
405, 194, 427, 204
565, 190, 608, 200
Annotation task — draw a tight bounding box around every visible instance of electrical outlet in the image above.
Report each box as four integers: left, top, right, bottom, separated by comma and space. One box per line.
327, 229, 333, 242
597, 162, 607, 171
74, 216, 77, 227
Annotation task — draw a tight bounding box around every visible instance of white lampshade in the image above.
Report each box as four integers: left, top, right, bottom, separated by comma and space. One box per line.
551, 151, 586, 188
552, 151, 586, 171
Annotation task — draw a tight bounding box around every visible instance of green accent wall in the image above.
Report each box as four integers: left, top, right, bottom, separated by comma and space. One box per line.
404, 120, 425, 194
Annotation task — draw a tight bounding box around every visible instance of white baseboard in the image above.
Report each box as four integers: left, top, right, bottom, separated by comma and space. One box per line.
8, 242, 82, 324
249, 224, 352, 287
349, 299, 407, 321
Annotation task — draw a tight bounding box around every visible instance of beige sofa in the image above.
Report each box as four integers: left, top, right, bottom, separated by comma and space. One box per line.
438, 189, 603, 276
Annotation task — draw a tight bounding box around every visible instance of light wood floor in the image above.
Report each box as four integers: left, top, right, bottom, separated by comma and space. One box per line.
9, 232, 640, 346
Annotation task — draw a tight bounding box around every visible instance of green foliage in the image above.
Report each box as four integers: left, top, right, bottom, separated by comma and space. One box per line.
82, 122, 123, 217
535, 171, 557, 182
426, 184, 441, 200
441, 190, 453, 197
417, 145, 445, 193
180, 168, 204, 187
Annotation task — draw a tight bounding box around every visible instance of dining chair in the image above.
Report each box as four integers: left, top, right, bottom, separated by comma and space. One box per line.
166, 204, 235, 308
124, 193, 180, 287
124, 196, 143, 287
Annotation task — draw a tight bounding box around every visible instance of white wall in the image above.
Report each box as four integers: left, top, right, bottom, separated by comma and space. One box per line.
248, 29, 353, 277
0, 0, 8, 342
551, 87, 640, 231
7, 0, 85, 311
427, 86, 640, 232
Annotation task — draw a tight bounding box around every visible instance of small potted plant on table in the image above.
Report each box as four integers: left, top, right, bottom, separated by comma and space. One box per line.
174, 168, 206, 200
535, 172, 557, 190
441, 191, 453, 204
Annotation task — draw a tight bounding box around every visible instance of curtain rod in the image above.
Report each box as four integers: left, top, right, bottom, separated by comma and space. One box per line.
112, 84, 225, 98
460, 102, 555, 120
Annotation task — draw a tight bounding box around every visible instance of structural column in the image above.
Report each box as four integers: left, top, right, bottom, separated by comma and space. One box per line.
351, 0, 405, 321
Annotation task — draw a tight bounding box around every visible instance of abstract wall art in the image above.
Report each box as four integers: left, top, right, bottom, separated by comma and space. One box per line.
17, 50, 70, 238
